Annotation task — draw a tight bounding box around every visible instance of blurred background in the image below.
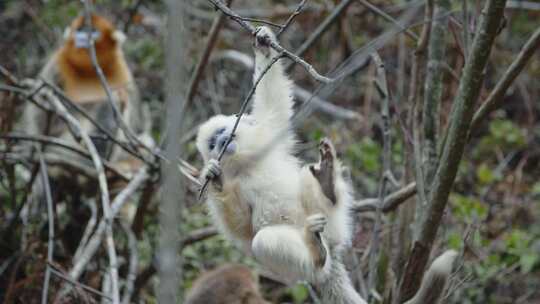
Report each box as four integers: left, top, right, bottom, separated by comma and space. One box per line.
0, 0, 539, 303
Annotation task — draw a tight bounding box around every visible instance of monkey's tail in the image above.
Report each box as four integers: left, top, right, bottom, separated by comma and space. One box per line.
317, 251, 367, 304
404, 249, 458, 304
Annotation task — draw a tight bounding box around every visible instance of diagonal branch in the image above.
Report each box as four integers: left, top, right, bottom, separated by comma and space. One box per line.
470, 27, 540, 131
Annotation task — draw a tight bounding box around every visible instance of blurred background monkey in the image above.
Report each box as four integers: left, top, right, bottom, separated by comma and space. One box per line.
21, 13, 150, 175
185, 264, 269, 304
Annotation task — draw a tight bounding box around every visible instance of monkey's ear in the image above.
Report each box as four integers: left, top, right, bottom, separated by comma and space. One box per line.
112, 30, 127, 44
63, 27, 72, 40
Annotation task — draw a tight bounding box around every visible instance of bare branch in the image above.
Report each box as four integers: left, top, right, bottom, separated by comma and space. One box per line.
1, 133, 130, 181
81, 0, 154, 160
357, 0, 418, 41
277, 0, 308, 37
48, 263, 113, 301
186, 0, 233, 106
121, 221, 138, 304
471, 27, 540, 131
62, 167, 148, 300
396, 0, 508, 302
207, 0, 334, 83
353, 182, 417, 213
367, 52, 392, 295
39, 152, 54, 304
285, 0, 354, 71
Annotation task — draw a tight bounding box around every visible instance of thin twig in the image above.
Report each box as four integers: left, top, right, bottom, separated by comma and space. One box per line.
470, 27, 540, 131
1, 133, 129, 181
67, 167, 148, 283
39, 151, 54, 304
40, 71, 119, 303
186, 0, 233, 106
74, 199, 98, 261
120, 221, 138, 304
352, 182, 417, 213
207, 0, 334, 83
357, 0, 419, 40
81, 0, 153, 160
48, 263, 113, 301
277, 0, 308, 37
285, 0, 354, 71
367, 52, 392, 295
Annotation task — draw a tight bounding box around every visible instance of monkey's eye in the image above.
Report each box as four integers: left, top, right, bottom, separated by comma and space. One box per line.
208, 127, 226, 151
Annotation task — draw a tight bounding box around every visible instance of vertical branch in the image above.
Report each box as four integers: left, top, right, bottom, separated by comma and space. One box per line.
185, 0, 233, 106
44, 86, 120, 303
158, 0, 188, 302
410, 0, 433, 239
39, 152, 54, 304
421, 0, 450, 211
367, 52, 392, 296
121, 221, 138, 304
396, 0, 507, 302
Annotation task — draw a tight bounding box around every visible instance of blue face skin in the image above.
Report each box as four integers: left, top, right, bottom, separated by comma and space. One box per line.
209, 127, 237, 157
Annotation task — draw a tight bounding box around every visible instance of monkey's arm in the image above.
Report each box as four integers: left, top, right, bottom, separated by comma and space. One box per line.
251, 27, 294, 132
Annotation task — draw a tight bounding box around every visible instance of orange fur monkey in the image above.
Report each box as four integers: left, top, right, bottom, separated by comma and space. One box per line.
21, 14, 150, 174
185, 264, 269, 304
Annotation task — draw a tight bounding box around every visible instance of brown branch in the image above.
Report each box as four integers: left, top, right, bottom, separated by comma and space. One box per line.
285, 0, 354, 71
396, 0, 508, 302
185, 0, 233, 106
470, 27, 540, 131
353, 182, 417, 213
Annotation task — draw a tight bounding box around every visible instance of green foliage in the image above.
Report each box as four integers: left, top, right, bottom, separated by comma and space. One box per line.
477, 119, 526, 155
288, 284, 309, 304
450, 194, 488, 221
346, 137, 381, 174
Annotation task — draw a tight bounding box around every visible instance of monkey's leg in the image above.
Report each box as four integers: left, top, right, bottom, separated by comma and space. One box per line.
251, 223, 329, 281
309, 138, 337, 204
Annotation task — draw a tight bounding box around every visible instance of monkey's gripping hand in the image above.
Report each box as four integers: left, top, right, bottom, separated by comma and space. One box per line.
201, 159, 223, 192
254, 26, 279, 58
305, 213, 328, 268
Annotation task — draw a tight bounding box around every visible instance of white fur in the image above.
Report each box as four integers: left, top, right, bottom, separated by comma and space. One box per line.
196, 27, 364, 303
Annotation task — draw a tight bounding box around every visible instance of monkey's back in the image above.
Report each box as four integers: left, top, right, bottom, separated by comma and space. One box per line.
185, 264, 268, 304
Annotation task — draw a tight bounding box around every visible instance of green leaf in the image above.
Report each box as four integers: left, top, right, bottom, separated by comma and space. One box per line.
476, 163, 495, 185
520, 254, 539, 274
289, 284, 309, 304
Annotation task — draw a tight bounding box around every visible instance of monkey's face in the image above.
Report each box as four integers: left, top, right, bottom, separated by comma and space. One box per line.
196, 115, 258, 163
63, 14, 125, 74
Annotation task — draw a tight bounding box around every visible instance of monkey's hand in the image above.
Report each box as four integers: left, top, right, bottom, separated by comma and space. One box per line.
202, 159, 223, 192
254, 26, 279, 58
310, 138, 337, 205
305, 213, 328, 268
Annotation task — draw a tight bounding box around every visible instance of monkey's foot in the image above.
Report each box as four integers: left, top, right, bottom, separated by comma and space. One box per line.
203, 159, 223, 191
254, 26, 277, 58
306, 214, 328, 267
310, 138, 337, 205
